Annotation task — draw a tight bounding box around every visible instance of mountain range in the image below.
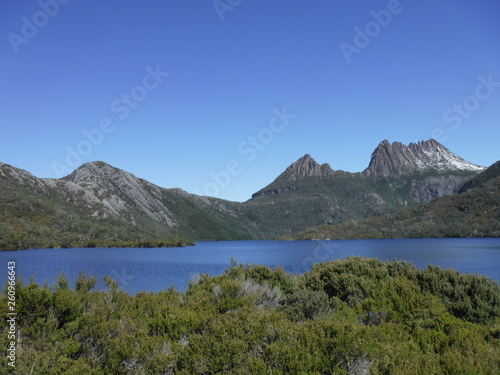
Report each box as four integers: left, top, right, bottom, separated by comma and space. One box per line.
0, 139, 497, 250
283, 160, 500, 241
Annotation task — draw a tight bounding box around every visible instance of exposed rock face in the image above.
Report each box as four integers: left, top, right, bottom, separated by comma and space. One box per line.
252, 186, 298, 198
409, 175, 468, 203
365, 193, 385, 205
249, 139, 485, 222
281, 154, 336, 181
64, 161, 177, 227
251, 154, 337, 197
363, 139, 484, 177
0, 161, 251, 243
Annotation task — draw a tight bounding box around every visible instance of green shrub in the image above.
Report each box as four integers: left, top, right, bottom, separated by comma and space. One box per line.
1, 257, 499, 374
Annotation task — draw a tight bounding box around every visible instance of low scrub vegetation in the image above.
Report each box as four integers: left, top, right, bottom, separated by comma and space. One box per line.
1, 257, 499, 374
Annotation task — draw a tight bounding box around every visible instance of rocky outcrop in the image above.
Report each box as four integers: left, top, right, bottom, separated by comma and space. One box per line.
279, 154, 336, 182
363, 139, 484, 177
0, 161, 256, 245
251, 186, 299, 198
251, 154, 337, 197
63, 161, 178, 227
409, 175, 469, 203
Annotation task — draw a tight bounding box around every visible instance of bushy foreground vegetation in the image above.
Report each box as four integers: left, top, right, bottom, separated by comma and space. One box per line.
1, 257, 499, 374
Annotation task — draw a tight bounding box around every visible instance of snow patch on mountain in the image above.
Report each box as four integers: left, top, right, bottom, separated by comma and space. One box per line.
363, 139, 485, 177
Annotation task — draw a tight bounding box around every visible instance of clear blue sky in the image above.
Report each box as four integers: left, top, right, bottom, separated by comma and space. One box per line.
1, 0, 499, 202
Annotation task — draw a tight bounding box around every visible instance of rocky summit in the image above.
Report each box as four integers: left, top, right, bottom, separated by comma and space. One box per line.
63, 161, 177, 226
363, 139, 485, 177
281, 154, 336, 181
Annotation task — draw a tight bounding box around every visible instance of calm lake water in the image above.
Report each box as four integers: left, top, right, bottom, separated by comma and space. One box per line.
0, 238, 499, 294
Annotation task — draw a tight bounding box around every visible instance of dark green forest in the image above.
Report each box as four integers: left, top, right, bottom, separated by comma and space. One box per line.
1, 257, 499, 374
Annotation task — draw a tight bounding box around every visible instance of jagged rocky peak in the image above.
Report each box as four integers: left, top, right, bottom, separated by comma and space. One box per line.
251, 154, 336, 198
283, 154, 335, 181
363, 139, 485, 177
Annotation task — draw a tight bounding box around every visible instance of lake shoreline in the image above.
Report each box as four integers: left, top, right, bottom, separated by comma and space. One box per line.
1, 238, 499, 295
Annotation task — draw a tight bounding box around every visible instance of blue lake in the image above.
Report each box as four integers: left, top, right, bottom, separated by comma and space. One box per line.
0, 238, 499, 294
